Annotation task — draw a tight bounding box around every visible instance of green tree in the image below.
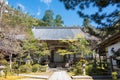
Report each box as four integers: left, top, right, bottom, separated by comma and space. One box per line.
83, 18, 91, 32
42, 10, 54, 26
59, 35, 92, 58
60, 0, 120, 27
74, 38, 92, 57
54, 14, 64, 27
23, 38, 50, 64
83, 18, 90, 28
82, 18, 100, 37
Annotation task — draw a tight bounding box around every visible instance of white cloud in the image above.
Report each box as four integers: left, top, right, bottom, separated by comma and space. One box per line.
40, 0, 52, 5
17, 3, 25, 11
37, 9, 41, 16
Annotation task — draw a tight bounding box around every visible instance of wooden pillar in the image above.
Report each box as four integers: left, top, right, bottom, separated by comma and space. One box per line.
68, 54, 70, 60
51, 50, 54, 62
94, 54, 97, 68
99, 54, 102, 67
64, 55, 66, 62
73, 54, 76, 62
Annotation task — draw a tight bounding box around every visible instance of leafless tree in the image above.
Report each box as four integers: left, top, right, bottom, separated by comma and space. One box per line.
0, 27, 23, 70
0, 0, 8, 23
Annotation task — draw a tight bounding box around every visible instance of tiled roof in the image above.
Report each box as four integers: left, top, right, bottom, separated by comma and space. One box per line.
32, 27, 86, 40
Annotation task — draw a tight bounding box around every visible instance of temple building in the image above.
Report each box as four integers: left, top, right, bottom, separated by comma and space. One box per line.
32, 27, 99, 67
97, 32, 120, 73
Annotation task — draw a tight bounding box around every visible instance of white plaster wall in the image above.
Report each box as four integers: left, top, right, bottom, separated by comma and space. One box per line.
107, 42, 120, 66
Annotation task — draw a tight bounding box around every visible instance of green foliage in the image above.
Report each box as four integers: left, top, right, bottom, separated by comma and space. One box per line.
54, 14, 64, 26
74, 37, 92, 57
12, 62, 19, 70
23, 38, 50, 64
73, 61, 83, 75
23, 38, 38, 52
32, 64, 40, 72
19, 64, 32, 73
13, 64, 46, 73
112, 72, 118, 80
12, 62, 20, 75
3, 65, 15, 78
32, 64, 46, 72
60, 0, 120, 27
57, 49, 73, 55
85, 62, 109, 76
42, 10, 64, 27
82, 18, 100, 37
82, 17, 119, 39
42, 10, 54, 26
60, 36, 92, 58
2, 9, 44, 28
0, 59, 8, 65
96, 25, 120, 39
83, 18, 90, 28
1, 6, 47, 37
39, 65, 46, 72
86, 64, 93, 75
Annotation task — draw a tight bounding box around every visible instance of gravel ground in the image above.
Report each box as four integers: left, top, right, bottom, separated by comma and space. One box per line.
17, 78, 46, 80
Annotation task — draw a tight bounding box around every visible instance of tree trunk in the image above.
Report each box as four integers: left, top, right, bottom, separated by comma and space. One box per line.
0, 2, 4, 23
9, 53, 12, 71
38, 57, 41, 64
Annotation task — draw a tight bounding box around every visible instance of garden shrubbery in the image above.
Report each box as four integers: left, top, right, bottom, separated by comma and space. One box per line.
0, 59, 8, 65
112, 71, 118, 80
18, 64, 46, 73
86, 62, 109, 76
19, 64, 32, 73
73, 61, 83, 75
32, 64, 40, 72
39, 65, 46, 72
71, 60, 110, 76
86, 63, 93, 75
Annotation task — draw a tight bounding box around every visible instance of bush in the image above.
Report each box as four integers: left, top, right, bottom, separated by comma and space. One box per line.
112, 72, 117, 80
32, 64, 40, 72
39, 65, 46, 72
73, 67, 82, 75
73, 62, 83, 75
86, 64, 93, 75
3, 65, 14, 78
12, 62, 19, 69
12, 62, 20, 75
86, 63, 109, 75
0, 59, 8, 65
19, 64, 32, 73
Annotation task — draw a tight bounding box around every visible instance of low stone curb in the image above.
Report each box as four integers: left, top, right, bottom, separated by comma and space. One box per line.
19, 74, 49, 79
72, 75, 120, 79
71, 76, 112, 79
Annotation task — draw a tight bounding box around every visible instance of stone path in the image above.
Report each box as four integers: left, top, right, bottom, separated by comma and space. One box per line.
49, 71, 72, 80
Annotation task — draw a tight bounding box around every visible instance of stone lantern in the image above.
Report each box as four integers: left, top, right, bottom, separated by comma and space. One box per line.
25, 53, 32, 65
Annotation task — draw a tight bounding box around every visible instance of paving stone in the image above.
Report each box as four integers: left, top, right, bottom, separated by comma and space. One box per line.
49, 71, 72, 80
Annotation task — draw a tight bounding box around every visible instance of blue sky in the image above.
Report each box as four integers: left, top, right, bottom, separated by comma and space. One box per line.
7, 0, 117, 27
